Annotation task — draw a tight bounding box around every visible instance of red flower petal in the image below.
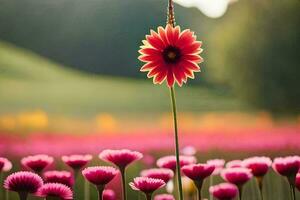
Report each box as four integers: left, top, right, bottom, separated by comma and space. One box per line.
158, 27, 169, 46
181, 41, 202, 55
138, 54, 161, 62
166, 70, 175, 87
176, 30, 195, 48
139, 48, 161, 56
146, 32, 165, 50
140, 62, 159, 72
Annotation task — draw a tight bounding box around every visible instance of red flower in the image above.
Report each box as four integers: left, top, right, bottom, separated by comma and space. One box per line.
221, 168, 253, 186
139, 24, 203, 87
156, 155, 196, 171
0, 157, 12, 172
209, 183, 238, 200
272, 156, 300, 177
21, 154, 54, 173
4, 171, 43, 194
62, 154, 92, 170
182, 163, 215, 181
43, 170, 74, 187
37, 183, 73, 200
242, 156, 272, 177
99, 149, 143, 169
141, 168, 174, 183
129, 177, 165, 194
82, 166, 118, 186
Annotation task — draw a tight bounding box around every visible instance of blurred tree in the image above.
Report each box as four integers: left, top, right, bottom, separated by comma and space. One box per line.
207, 0, 300, 115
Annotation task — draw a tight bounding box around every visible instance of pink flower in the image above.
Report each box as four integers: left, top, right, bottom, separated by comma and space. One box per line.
272, 156, 300, 177
43, 170, 74, 187
181, 146, 197, 156
4, 171, 43, 196
207, 159, 225, 175
182, 163, 215, 181
209, 183, 238, 200
129, 177, 166, 195
37, 183, 73, 200
242, 156, 272, 177
226, 160, 243, 168
62, 154, 92, 170
21, 154, 54, 173
141, 168, 174, 183
221, 168, 253, 186
156, 155, 196, 171
103, 189, 116, 200
296, 173, 300, 191
82, 166, 118, 186
0, 157, 12, 172
138, 24, 203, 87
99, 149, 143, 169
154, 194, 175, 200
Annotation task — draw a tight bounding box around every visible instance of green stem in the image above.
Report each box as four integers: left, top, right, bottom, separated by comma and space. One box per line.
169, 87, 183, 200
84, 180, 90, 200
120, 167, 127, 200
97, 185, 105, 200
194, 180, 203, 200
290, 184, 296, 200
237, 185, 243, 200
256, 176, 263, 200
18, 192, 28, 200
145, 193, 152, 200
209, 176, 213, 200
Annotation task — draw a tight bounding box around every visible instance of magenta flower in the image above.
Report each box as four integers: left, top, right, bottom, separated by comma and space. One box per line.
272, 156, 300, 178
82, 166, 118, 186
0, 157, 12, 172
156, 155, 196, 171
221, 167, 252, 199
103, 189, 116, 200
43, 170, 74, 187
129, 177, 166, 200
182, 163, 215, 200
99, 149, 143, 200
37, 183, 73, 200
82, 166, 118, 200
296, 173, 300, 191
141, 168, 174, 183
4, 171, 43, 200
21, 154, 54, 173
272, 156, 300, 200
62, 154, 92, 173
225, 160, 243, 168
209, 183, 238, 200
243, 156, 272, 177
99, 149, 143, 169
207, 159, 225, 175
154, 194, 175, 200
242, 156, 272, 199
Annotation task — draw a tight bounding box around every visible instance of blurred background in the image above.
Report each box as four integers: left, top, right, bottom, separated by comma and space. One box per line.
0, 0, 300, 199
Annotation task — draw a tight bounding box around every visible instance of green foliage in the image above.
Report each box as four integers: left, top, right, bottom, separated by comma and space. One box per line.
207, 0, 300, 115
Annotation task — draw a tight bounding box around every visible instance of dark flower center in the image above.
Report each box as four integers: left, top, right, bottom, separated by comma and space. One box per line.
162, 46, 181, 64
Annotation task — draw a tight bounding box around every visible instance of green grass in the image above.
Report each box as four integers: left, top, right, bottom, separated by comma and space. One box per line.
0, 41, 246, 117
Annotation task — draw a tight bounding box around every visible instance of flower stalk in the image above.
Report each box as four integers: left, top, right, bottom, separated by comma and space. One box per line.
169, 87, 183, 200
120, 167, 127, 200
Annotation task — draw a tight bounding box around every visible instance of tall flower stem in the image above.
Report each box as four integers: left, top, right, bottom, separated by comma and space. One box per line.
145, 193, 152, 200
97, 185, 105, 200
209, 176, 213, 200
120, 167, 127, 200
84, 180, 90, 200
194, 180, 203, 200
289, 184, 296, 200
18, 192, 28, 200
256, 177, 263, 200
169, 87, 183, 200
237, 185, 243, 200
